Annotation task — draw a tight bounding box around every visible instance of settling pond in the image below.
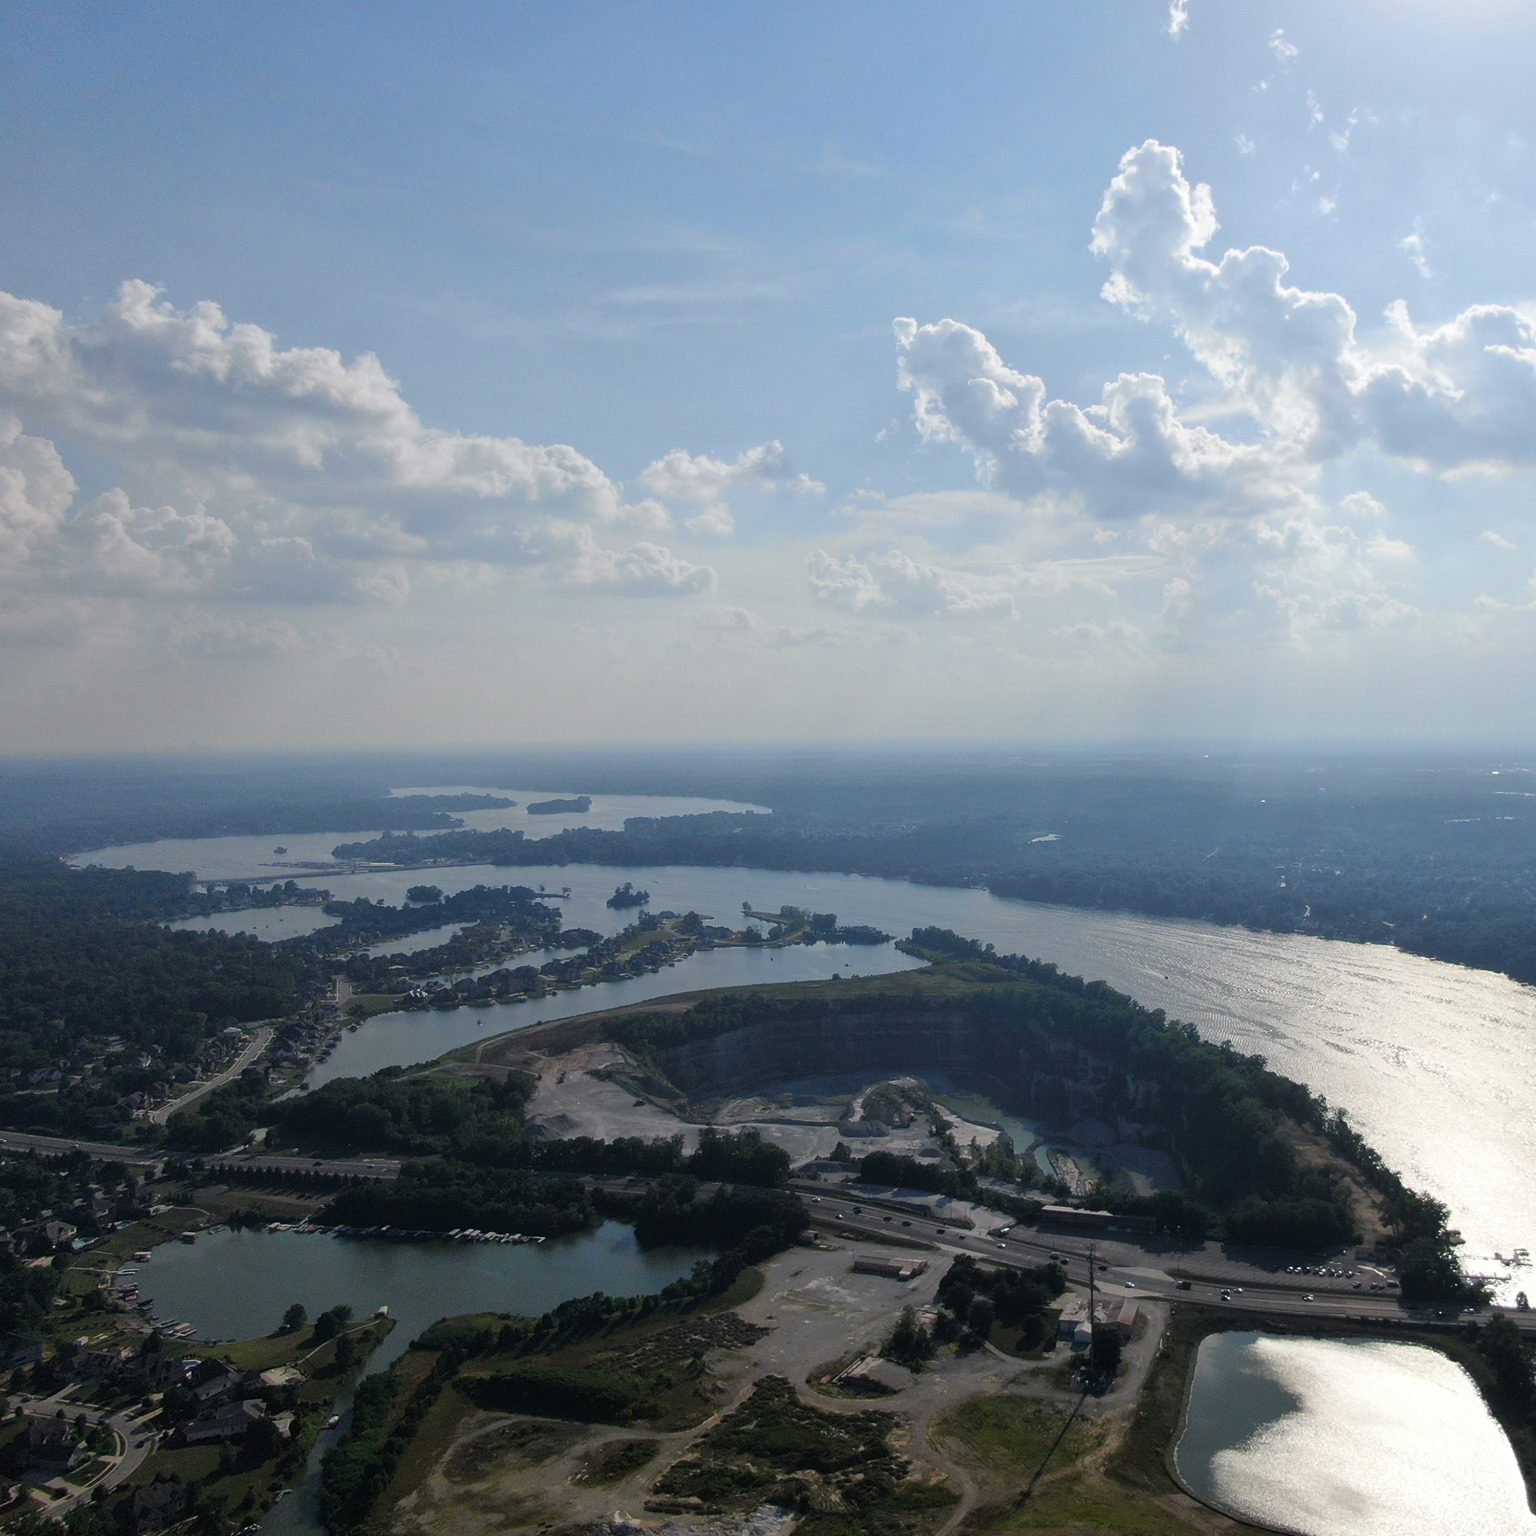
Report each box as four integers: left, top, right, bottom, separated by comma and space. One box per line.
1175, 1332, 1536, 1535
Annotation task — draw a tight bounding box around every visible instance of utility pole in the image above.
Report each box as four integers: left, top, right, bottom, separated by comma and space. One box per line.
1086, 1240, 1097, 1381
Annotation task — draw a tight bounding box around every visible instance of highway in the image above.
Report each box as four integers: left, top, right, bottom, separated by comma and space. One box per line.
0, 1129, 165, 1167
0, 1127, 398, 1182
801, 1188, 1534, 1333
200, 1150, 399, 1181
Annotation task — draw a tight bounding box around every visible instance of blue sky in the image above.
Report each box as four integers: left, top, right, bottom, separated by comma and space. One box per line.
5, 1, 1536, 752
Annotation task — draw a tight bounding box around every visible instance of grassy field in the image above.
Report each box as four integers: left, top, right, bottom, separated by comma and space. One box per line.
935, 1386, 1251, 1536
652, 1373, 953, 1531
571, 1435, 659, 1485
364, 1266, 768, 1529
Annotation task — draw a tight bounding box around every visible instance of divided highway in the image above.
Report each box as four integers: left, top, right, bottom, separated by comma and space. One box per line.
800, 1188, 1534, 1333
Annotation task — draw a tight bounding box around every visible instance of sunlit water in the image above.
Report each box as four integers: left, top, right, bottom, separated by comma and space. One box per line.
1176, 1333, 1536, 1535
306, 938, 925, 1088
76, 828, 1536, 1293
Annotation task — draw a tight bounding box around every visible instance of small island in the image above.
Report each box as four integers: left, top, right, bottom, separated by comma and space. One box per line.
606, 881, 650, 910
526, 795, 593, 815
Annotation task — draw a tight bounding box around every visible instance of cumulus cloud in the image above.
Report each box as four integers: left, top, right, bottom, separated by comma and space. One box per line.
566, 537, 716, 596
685, 503, 736, 538
694, 604, 763, 630
0, 282, 624, 534
0, 415, 75, 576
807, 548, 1016, 619
0, 280, 731, 611
638, 440, 823, 503
1089, 141, 1536, 473
1339, 491, 1387, 521
894, 315, 1296, 521
1166, 0, 1189, 39
1481, 530, 1518, 552
1152, 513, 1421, 648
890, 135, 1536, 540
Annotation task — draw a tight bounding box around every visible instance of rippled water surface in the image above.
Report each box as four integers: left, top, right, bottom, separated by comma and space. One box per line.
77, 821, 1536, 1289
1176, 1333, 1536, 1535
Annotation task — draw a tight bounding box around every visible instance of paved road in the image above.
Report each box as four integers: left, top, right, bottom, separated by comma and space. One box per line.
0, 1129, 164, 1167
803, 1190, 1536, 1334
201, 1151, 400, 1181
0, 1127, 397, 1182
16, 1395, 159, 1513
150, 1025, 275, 1124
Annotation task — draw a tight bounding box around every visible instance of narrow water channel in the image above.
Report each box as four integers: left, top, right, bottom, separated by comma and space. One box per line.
139, 1223, 705, 1536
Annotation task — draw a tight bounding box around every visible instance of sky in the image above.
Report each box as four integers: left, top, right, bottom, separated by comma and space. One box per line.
5, 0, 1536, 754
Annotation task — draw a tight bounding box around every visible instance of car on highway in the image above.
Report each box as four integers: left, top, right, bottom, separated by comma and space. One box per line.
1303, 1293, 1315, 1302
1176, 1280, 1192, 1290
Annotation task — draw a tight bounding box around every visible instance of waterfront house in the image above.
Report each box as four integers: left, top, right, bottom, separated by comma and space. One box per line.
183, 1399, 269, 1444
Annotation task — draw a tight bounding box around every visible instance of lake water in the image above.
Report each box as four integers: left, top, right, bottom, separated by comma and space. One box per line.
138, 1221, 703, 1371
70, 787, 768, 883
76, 830, 1536, 1295
360, 920, 469, 958
137, 1222, 705, 1536
305, 938, 926, 1089
1175, 1332, 1536, 1535
164, 908, 340, 942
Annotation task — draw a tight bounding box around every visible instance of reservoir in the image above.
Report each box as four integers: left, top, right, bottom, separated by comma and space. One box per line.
137, 1221, 704, 1372
1175, 1332, 1536, 1535
76, 824, 1536, 1294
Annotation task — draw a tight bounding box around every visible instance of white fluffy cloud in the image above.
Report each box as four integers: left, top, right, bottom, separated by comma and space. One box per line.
638, 440, 823, 503
896, 136, 1536, 567
0, 282, 625, 532
684, 503, 736, 538
0, 415, 74, 577
1092, 141, 1536, 472
567, 537, 716, 596
807, 548, 1015, 619
894, 316, 1295, 521
0, 281, 719, 609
